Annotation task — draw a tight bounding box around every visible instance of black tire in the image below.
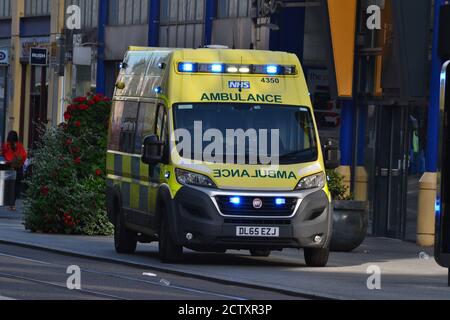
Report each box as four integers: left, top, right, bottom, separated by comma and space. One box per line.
159, 209, 183, 263
250, 249, 271, 257
114, 206, 137, 254
304, 248, 329, 267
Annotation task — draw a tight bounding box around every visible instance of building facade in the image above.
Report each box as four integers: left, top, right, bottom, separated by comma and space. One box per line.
1, 0, 444, 244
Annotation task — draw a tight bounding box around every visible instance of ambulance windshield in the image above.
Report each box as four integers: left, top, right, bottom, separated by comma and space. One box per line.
173, 103, 318, 165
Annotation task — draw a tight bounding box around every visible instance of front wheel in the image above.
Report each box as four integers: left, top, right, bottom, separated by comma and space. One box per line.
304, 248, 329, 267
159, 210, 183, 263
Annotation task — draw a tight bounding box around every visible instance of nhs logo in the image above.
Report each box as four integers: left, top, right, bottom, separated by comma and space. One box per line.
228, 81, 251, 89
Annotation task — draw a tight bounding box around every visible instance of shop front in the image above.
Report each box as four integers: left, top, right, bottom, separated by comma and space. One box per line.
19, 37, 51, 149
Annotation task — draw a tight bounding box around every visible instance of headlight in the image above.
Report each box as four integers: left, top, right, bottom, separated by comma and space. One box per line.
296, 173, 325, 190
175, 168, 217, 188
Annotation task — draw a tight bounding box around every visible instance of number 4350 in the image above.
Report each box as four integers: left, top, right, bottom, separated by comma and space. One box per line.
261, 78, 280, 84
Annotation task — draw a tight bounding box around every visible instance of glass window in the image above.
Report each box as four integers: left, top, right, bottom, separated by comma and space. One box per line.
156, 105, 167, 142
173, 104, 318, 164
0, 0, 11, 18
108, 101, 125, 151
159, 0, 205, 48
135, 102, 157, 152
119, 101, 140, 153
108, 0, 148, 25
217, 0, 251, 19
25, 0, 51, 16
108, 100, 140, 153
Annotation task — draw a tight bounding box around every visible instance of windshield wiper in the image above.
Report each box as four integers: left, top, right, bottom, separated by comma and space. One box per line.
279, 148, 316, 160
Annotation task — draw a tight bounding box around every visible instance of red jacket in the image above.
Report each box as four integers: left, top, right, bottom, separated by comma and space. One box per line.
2, 142, 27, 167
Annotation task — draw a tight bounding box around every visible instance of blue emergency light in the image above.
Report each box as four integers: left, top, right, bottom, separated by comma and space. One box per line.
230, 197, 242, 205
436, 198, 441, 216
275, 198, 286, 206
179, 62, 196, 72
266, 65, 280, 75
154, 86, 162, 94
177, 62, 296, 75
210, 64, 224, 73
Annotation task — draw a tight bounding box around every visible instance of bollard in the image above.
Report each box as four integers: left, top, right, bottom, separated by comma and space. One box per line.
354, 166, 368, 201
417, 172, 437, 247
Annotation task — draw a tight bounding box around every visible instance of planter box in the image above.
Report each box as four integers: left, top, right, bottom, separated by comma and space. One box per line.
330, 200, 369, 252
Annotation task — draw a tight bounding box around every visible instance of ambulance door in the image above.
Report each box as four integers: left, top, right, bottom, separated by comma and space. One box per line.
134, 101, 158, 220
148, 103, 169, 212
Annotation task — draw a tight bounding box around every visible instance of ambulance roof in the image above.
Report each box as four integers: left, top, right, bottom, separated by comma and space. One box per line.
127, 46, 300, 67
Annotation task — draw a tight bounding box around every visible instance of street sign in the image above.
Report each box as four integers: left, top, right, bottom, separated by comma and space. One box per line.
436, 60, 450, 286
0, 48, 8, 65
30, 47, 48, 66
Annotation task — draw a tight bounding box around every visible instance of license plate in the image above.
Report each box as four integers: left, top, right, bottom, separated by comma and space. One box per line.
236, 226, 280, 237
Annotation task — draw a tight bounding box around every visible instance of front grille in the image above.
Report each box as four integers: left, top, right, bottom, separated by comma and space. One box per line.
216, 196, 297, 217
224, 219, 291, 225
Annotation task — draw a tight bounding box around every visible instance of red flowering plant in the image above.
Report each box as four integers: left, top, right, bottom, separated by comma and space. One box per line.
24, 93, 113, 235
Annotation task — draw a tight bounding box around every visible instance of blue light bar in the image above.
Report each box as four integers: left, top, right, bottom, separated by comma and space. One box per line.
179, 62, 195, 72
275, 198, 286, 206
211, 64, 224, 73
154, 86, 162, 94
436, 199, 441, 216
177, 63, 295, 75
230, 197, 241, 205
266, 65, 279, 75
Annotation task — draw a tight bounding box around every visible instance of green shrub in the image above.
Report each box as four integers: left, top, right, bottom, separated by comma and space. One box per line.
326, 169, 353, 201
24, 93, 113, 235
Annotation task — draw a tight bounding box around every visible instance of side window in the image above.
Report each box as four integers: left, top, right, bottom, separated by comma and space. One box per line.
119, 101, 139, 153
135, 102, 157, 153
156, 105, 168, 142
108, 100, 124, 151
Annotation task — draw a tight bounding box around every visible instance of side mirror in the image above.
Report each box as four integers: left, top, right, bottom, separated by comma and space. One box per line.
322, 138, 341, 170
142, 135, 164, 165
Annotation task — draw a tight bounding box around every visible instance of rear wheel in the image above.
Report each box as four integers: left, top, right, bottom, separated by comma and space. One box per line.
250, 249, 271, 257
114, 205, 137, 254
304, 248, 329, 267
159, 209, 183, 263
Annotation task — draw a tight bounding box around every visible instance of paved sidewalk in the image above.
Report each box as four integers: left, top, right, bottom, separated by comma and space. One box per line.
0, 204, 449, 300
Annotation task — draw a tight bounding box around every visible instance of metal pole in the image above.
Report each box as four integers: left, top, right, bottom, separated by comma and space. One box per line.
204, 0, 217, 46
96, 0, 107, 94
148, 0, 161, 47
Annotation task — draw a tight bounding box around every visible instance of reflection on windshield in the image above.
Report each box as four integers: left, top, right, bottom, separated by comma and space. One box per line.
173, 103, 318, 165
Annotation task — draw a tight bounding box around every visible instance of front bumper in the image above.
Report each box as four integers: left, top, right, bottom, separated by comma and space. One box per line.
171, 186, 332, 251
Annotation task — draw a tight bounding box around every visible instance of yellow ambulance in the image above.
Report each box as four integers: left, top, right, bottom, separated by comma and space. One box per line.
106, 46, 338, 267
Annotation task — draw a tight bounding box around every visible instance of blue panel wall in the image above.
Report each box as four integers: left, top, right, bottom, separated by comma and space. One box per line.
20, 17, 50, 37
148, 0, 161, 46
204, 0, 218, 46
426, 0, 447, 172
269, 6, 305, 60
97, 0, 108, 94
0, 20, 11, 39
340, 100, 355, 166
